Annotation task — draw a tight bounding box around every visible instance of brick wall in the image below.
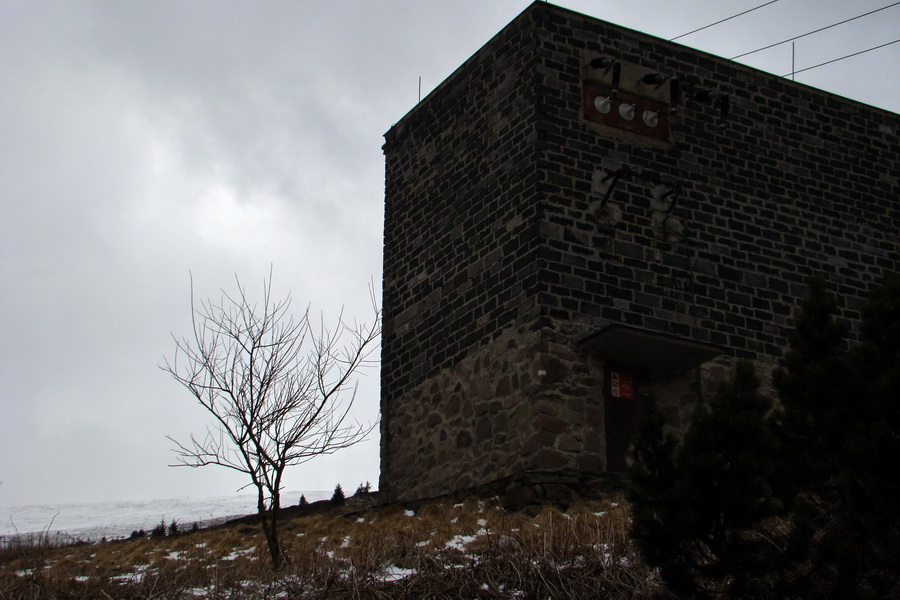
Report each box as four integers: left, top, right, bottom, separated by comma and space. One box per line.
380, 2, 900, 502
380, 10, 545, 498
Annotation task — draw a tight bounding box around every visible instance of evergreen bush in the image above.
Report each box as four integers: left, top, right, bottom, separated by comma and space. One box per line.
330, 484, 345, 506
630, 275, 900, 599
774, 274, 900, 598
150, 519, 166, 539
629, 361, 785, 599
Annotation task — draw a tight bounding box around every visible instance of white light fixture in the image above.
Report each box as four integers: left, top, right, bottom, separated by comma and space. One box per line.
618, 103, 636, 121
642, 110, 660, 128
652, 213, 684, 243
652, 184, 671, 200
592, 168, 613, 194
594, 96, 612, 114
650, 184, 675, 211
593, 202, 622, 226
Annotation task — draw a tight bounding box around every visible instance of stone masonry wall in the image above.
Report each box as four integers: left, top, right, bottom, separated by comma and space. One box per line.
381, 2, 900, 503
384, 322, 608, 502
380, 10, 545, 499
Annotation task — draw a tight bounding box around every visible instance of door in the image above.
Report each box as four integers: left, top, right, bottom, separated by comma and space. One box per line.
604, 365, 640, 472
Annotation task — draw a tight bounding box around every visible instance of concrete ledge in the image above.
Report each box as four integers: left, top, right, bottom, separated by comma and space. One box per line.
389, 469, 629, 513
579, 324, 726, 372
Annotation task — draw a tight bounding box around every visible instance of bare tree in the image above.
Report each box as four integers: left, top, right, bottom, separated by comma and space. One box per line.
162, 273, 380, 568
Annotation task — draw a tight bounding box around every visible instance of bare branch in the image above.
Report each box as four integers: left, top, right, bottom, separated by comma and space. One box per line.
161, 272, 380, 568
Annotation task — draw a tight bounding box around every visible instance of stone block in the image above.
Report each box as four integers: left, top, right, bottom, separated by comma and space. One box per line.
534, 413, 569, 435
521, 431, 553, 455
533, 447, 572, 470
475, 418, 493, 443
456, 431, 473, 449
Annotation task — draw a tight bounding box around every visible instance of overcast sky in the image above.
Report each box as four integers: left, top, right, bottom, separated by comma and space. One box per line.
2, 0, 898, 508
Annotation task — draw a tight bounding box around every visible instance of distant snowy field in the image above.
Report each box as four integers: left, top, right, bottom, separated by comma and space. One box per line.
0, 491, 331, 542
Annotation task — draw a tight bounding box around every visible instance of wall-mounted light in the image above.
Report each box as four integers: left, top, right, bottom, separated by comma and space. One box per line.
642, 110, 660, 128
650, 184, 675, 211
641, 73, 667, 86
618, 103, 636, 121
588, 57, 621, 92
589, 57, 616, 69
652, 213, 684, 243
650, 178, 681, 214
692, 89, 730, 128
591, 201, 623, 226
594, 95, 613, 114
692, 90, 723, 102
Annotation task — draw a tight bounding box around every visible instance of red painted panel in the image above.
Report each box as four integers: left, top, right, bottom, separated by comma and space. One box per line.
583, 81, 671, 142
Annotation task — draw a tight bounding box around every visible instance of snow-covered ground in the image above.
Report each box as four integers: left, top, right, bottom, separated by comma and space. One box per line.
0, 491, 331, 542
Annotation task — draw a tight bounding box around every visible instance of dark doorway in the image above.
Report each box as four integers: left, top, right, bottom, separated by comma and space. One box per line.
604, 364, 641, 472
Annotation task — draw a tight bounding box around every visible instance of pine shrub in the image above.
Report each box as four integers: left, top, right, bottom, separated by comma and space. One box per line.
629, 361, 786, 599
330, 484, 345, 506
774, 275, 900, 598
150, 519, 166, 539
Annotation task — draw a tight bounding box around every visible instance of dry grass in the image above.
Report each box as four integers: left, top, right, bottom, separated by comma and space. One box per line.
0, 495, 662, 599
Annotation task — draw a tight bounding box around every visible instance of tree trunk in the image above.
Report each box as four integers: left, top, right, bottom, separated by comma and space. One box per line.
268, 490, 281, 569
257, 487, 282, 569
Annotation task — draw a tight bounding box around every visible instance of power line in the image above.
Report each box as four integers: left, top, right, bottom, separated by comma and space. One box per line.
670, 0, 782, 41
731, 1, 900, 60
783, 38, 900, 77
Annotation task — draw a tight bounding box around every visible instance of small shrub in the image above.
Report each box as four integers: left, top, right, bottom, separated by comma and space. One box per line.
330, 484, 345, 506
298, 494, 308, 507
168, 519, 178, 536
354, 481, 371, 496
151, 519, 166, 539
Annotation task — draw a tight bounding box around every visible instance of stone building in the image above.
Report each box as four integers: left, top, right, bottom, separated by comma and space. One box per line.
379, 2, 899, 503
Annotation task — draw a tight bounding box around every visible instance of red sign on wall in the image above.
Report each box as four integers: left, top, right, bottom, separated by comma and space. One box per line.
611, 371, 634, 399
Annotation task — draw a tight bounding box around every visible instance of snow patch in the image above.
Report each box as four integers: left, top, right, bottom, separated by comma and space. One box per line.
221, 546, 256, 561
110, 564, 152, 584
444, 533, 477, 551
380, 565, 417, 582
